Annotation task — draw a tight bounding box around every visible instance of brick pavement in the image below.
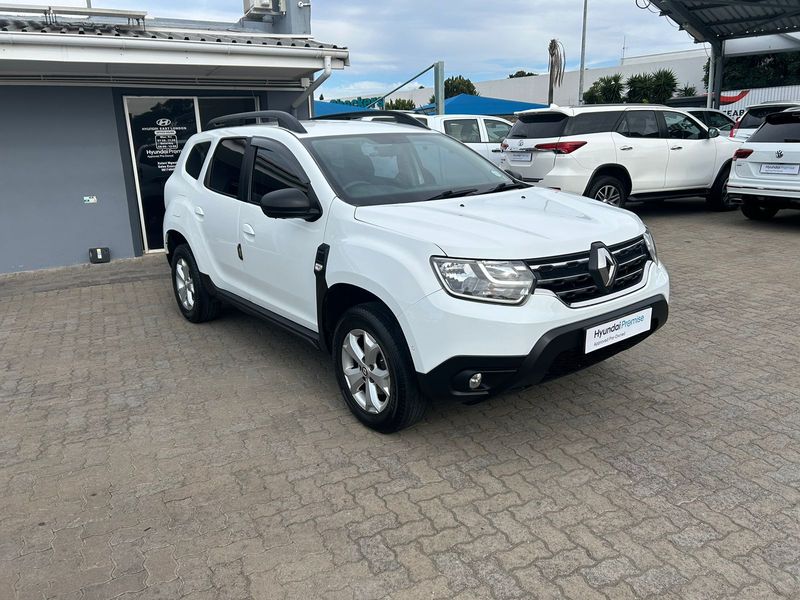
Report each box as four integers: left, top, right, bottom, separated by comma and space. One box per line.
1, 202, 799, 599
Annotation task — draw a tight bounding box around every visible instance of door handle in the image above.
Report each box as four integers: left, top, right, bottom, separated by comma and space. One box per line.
491, 148, 503, 153
242, 223, 256, 237
194, 206, 204, 218
619, 145, 633, 151
670, 145, 683, 150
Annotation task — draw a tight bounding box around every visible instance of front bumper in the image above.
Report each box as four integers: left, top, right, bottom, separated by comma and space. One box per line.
417, 295, 668, 401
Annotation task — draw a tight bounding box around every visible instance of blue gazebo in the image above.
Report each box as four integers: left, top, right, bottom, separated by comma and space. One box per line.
313, 101, 372, 117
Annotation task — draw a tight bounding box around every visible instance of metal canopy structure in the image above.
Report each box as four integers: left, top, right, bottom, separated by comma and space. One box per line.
649, 0, 800, 108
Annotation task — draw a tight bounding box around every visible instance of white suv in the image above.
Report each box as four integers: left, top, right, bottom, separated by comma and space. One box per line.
500, 105, 738, 210
164, 110, 670, 432
366, 113, 512, 166
728, 108, 800, 220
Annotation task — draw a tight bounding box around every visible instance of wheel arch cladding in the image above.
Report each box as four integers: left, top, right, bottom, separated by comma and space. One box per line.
585, 164, 632, 196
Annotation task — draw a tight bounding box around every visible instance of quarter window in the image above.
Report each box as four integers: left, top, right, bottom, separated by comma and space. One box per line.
663, 112, 705, 140
564, 111, 623, 135
616, 111, 660, 139
206, 138, 247, 197
185, 141, 211, 180
443, 119, 481, 143
484, 120, 511, 143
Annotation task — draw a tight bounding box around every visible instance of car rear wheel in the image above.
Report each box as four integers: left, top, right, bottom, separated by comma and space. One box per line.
741, 201, 779, 221
171, 244, 221, 323
587, 175, 627, 208
332, 302, 426, 433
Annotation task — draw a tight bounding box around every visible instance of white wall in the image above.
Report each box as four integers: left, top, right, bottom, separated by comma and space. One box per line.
384, 50, 708, 107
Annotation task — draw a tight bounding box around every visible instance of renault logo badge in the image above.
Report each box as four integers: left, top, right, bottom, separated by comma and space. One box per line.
776, 149, 784, 159
588, 242, 618, 290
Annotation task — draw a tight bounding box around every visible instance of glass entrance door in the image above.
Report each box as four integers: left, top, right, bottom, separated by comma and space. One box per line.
124, 96, 257, 251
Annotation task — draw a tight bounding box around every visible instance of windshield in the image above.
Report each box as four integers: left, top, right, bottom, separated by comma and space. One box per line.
508, 113, 567, 138
303, 132, 518, 206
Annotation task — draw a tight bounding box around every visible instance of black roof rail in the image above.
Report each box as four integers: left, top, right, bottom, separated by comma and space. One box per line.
206, 110, 307, 134
314, 110, 429, 129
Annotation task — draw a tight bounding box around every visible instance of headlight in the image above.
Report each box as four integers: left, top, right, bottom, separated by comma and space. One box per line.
431, 257, 535, 305
643, 228, 659, 264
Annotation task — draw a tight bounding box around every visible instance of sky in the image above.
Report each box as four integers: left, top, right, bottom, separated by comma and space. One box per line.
9, 0, 702, 99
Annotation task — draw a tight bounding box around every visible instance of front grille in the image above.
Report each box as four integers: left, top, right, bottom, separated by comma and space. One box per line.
526, 237, 651, 305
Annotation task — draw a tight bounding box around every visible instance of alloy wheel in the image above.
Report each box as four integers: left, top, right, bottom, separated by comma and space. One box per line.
175, 258, 196, 311
341, 329, 391, 414
595, 185, 622, 206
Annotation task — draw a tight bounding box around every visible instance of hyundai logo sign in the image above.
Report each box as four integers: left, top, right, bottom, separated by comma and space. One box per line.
156, 118, 173, 127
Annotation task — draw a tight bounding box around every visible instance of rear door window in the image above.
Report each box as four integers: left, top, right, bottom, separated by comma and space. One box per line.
616, 111, 660, 138
706, 111, 733, 129
443, 119, 481, 143
206, 138, 247, 198
508, 113, 567, 139
563, 111, 623, 135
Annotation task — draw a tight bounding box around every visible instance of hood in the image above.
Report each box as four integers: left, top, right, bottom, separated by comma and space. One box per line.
354, 188, 644, 259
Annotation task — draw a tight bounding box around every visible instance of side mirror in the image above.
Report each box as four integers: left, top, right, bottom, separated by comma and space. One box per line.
707, 127, 720, 139
260, 188, 320, 221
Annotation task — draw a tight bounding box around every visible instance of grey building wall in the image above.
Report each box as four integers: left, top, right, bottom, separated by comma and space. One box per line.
0, 86, 136, 273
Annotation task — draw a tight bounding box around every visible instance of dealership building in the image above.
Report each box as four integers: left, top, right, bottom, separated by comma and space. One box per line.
0, 2, 348, 273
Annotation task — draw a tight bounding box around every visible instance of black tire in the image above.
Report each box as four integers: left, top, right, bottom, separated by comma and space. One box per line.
586, 175, 628, 208
706, 164, 736, 211
331, 302, 426, 433
170, 244, 221, 323
741, 201, 779, 221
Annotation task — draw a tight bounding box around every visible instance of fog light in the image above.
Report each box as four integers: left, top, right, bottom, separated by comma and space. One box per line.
469, 373, 482, 390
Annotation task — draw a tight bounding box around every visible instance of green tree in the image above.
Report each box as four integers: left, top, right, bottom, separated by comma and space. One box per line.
704, 51, 800, 91
385, 98, 416, 110
428, 75, 479, 104
625, 73, 654, 103
582, 74, 624, 104
650, 69, 678, 103
676, 84, 697, 98
509, 70, 537, 78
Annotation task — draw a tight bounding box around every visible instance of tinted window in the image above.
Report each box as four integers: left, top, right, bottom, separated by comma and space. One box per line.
563, 111, 623, 135
484, 120, 511, 143
443, 119, 481, 143
508, 113, 567, 138
748, 113, 800, 143
616, 111, 659, 138
207, 138, 246, 197
413, 116, 428, 126
740, 106, 794, 129
663, 112, 705, 140
185, 141, 210, 179
304, 132, 515, 207
706, 111, 734, 129
250, 142, 308, 203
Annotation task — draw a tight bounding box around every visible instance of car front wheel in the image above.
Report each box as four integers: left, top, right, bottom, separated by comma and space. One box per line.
332, 302, 426, 433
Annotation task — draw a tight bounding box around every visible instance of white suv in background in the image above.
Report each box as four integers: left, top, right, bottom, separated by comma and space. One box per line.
729, 101, 800, 141
500, 105, 739, 210
367, 113, 512, 165
728, 108, 800, 220
163, 110, 669, 432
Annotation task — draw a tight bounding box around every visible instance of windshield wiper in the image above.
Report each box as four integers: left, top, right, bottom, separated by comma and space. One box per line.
483, 181, 530, 194
424, 188, 479, 201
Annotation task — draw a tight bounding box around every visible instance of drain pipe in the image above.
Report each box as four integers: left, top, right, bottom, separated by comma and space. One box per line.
292, 55, 331, 117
